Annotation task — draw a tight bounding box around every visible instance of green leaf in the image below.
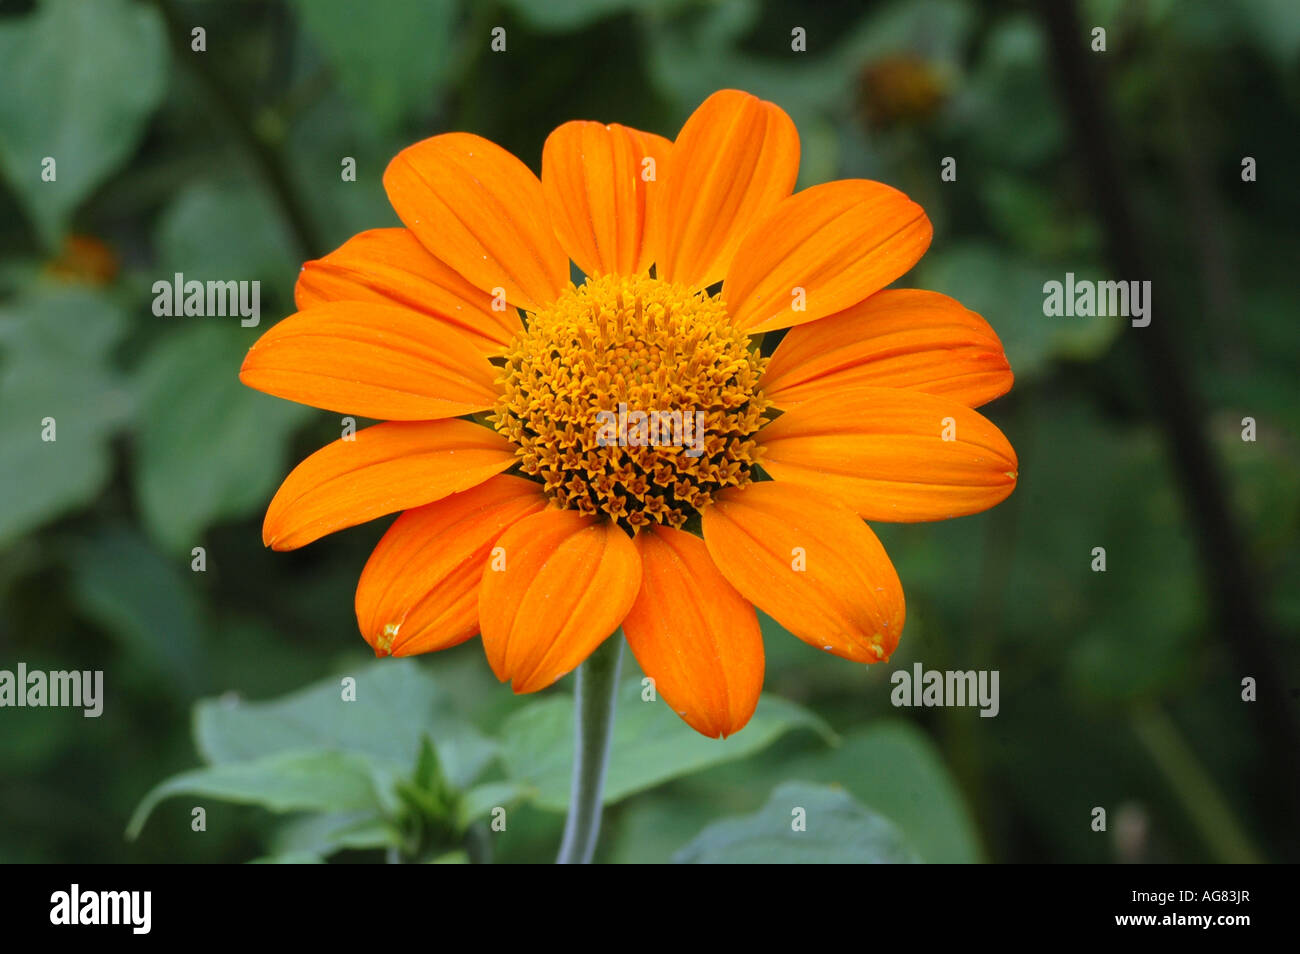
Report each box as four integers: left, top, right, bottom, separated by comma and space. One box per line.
674, 781, 918, 863
194, 661, 497, 790
271, 811, 401, 857
500, 677, 832, 810
289, 0, 458, 131
127, 750, 386, 840
0, 0, 168, 245
961, 16, 1065, 168
0, 288, 131, 549
779, 722, 983, 863
132, 324, 310, 554
498, 0, 664, 32
604, 794, 724, 864
610, 721, 982, 863
154, 180, 299, 299
458, 781, 532, 829
395, 751, 454, 822
428, 850, 469, 864
65, 526, 206, 694
1230, 0, 1300, 69
250, 851, 326, 864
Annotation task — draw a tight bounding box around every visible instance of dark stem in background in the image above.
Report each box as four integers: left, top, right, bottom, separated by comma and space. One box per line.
1167, 72, 1247, 371
153, 0, 323, 262
1036, 0, 1300, 823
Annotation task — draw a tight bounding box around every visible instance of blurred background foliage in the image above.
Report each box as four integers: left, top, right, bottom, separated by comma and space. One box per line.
1, 0, 1297, 863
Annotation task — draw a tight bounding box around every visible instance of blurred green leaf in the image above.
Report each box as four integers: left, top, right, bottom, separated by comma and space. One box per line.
271, 811, 400, 857
605, 793, 722, 863
779, 723, 983, 863
127, 749, 386, 839
960, 15, 1064, 167
155, 180, 299, 299
132, 324, 310, 555
501, 677, 833, 810
674, 781, 918, 863
459, 781, 531, 828
195, 661, 496, 790
840, 0, 973, 64
66, 526, 206, 693
646, 2, 848, 134
1232, 0, 1300, 68
429, 850, 469, 863
0, 0, 168, 246
499, 0, 665, 32
289, 0, 458, 131
0, 287, 130, 549
981, 174, 1100, 259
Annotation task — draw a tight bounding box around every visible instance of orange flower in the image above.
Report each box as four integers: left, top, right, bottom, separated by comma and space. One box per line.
240, 89, 1017, 739
44, 233, 119, 285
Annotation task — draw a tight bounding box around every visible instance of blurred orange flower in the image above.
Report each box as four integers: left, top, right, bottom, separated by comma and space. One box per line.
44, 233, 118, 285
857, 54, 950, 128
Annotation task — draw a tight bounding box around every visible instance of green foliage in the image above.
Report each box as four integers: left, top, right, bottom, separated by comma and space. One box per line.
155, 181, 299, 297
128, 750, 389, 840
497, 0, 667, 32
128, 661, 836, 862
604, 720, 978, 863
0, 0, 168, 246
133, 324, 311, 554
289, 0, 459, 132
0, 288, 131, 547
775, 723, 982, 863
129, 663, 501, 861
192, 662, 496, 790
675, 782, 918, 863
66, 526, 206, 692
500, 677, 833, 810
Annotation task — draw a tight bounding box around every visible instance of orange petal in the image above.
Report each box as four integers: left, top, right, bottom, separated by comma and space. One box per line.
355, 476, 548, 657
542, 122, 669, 278
295, 228, 520, 353
654, 89, 799, 290
626, 127, 672, 276
762, 289, 1013, 408
725, 180, 932, 333
758, 387, 1018, 522
701, 482, 904, 663
263, 420, 517, 550
479, 511, 641, 693
383, 132, 568, 312
622, 526, 763, 738
239, 302, 500, 420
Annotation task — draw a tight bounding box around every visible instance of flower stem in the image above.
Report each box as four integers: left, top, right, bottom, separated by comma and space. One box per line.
555, 633, 623, 864
1130, 706, 1264, 864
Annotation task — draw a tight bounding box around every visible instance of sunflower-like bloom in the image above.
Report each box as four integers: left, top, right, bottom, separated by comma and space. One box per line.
240, 89, 1017, 738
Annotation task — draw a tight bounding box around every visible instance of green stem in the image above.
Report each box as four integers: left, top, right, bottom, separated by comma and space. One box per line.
1130, 706, 1264, 864
555, 634, 624, 864
153, 0, 323, 261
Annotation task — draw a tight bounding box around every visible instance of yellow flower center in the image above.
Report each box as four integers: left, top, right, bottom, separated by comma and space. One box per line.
491, 273, 770, 531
